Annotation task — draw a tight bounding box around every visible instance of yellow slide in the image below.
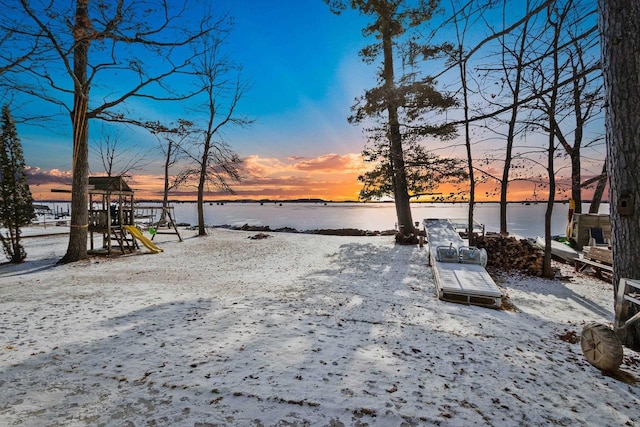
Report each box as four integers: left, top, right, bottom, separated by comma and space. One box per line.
124, 225, 163, 254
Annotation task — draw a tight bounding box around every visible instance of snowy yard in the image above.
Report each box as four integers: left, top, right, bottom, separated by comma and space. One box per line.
1, 228, 638, 426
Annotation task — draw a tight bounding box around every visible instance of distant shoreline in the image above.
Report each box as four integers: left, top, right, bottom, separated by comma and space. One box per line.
18, 224, 397, 238
213, 223, 397, 236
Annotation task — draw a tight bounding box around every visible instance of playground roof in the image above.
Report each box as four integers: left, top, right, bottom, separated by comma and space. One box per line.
88, 176, 133, 194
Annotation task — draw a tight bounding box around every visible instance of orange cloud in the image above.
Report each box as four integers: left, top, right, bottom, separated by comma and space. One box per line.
226, 154, 367, 200
89, 154, 369, 201
292, 153, 364, 172
25, 154, 607, 203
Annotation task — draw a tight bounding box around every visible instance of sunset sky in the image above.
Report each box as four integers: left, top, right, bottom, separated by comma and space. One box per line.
11, 1, 606, 202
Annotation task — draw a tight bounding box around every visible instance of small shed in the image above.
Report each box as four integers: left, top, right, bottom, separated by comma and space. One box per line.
570, 213, 611, 250
88, 176, 136, 255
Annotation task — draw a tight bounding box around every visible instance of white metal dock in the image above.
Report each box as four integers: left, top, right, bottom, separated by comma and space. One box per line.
424, 218, 503, 308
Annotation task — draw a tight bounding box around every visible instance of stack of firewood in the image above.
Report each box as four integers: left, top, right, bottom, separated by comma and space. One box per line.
475, 235, 544, 276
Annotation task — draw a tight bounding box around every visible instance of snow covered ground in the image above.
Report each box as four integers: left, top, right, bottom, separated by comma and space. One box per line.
1, 227, 638, 426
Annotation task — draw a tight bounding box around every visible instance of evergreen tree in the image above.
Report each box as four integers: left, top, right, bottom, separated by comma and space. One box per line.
326, 0, 457, 243
359, 138, 467, 201
0, 105, 35, 263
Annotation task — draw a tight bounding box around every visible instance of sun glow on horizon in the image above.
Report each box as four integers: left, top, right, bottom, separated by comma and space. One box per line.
27, 152, 606, 203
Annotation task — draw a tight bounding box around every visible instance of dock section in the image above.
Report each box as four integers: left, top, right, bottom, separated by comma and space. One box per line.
424, 219, 503, 308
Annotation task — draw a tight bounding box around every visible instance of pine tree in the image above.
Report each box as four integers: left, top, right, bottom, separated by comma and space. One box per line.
0, 105, 35, 263
326, 0, 456, 243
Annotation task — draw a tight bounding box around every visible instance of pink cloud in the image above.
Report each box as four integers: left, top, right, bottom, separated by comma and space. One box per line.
26, 167, 73, 186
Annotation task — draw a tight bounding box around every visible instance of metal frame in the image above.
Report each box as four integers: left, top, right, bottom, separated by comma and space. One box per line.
615, 278, 640, 334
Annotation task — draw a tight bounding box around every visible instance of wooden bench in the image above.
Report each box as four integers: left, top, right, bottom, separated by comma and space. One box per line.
575, 247, 613, 280
615, 278, 640, 331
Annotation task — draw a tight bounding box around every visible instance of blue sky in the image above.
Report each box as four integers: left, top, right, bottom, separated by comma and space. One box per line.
8, 0, 606, 201
19, 1, 373, 163
13, 0, 382, 200
219, 0, 374, 158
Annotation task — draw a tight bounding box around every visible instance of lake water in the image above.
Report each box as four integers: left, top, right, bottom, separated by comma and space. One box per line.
142, 201, 609, 238
38, 201, 609, 238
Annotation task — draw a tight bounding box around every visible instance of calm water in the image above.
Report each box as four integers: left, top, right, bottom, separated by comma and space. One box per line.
38, 201, 609, 238
141, 201, 609, 238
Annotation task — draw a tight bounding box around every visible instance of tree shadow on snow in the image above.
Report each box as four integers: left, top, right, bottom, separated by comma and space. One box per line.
0, 257, 60, 278
1, 241, 638, 426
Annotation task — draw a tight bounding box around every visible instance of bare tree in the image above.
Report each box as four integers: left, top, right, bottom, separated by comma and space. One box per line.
547, 3, 602, 214
442, 1, 602, 210
1, 1, 221, 263
448, 0, 492, 244
492, 0, 532, 235
524, 2, 573, 277
542, 4, 561, 279
599, 0, 640, 350
0, 19, 43, 77
149, 120, 193, 216
180, 35, 252, 236
91, 125, 147, 177
438, 0, 534, 236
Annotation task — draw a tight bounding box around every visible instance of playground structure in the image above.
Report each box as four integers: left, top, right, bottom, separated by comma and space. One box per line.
87, 176, 178, 255
134, 205, 182, 242
124, 225, 163, 254
88, 176, 135, 255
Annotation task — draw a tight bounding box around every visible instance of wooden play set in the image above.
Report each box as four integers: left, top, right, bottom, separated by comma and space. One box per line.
87, 176, 181, 256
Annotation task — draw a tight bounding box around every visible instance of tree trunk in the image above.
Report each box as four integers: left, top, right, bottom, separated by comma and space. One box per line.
569, 65, 584, 214
388, 113, 414, 236
542, 138, 555, 278
499, 20, 527, 236
542, 6, 561, 279
197, 160, 207, 236
500, 117, 515, 235
196, 182, 205, 236
588, 159, 607, 214
197, 137, 210, 236
163, 140, 172, 210
570, 149, 582, 213
459, 58, 475, 245
160, 138, 174, 225
381, 24, 414, 238
60, 0, 90, 264
466, 161, 475, 245
599, 0, 640, 350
